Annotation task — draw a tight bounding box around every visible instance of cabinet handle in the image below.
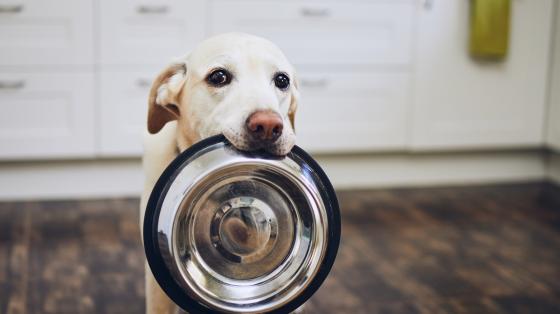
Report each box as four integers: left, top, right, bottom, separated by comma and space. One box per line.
137, 5, 169, 14
136, 79, 151, 88
421, 0, 434, 10
300, 7, 330, 18
0, 4, 23, 13
0, 80, 25, 90
300, 78, 328, 88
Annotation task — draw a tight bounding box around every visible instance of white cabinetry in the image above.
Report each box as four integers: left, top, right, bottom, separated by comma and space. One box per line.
0, 72, 95, 159
98, 0, 205, 65
98, 70, 157, 156
0, 0, 94, 66
0, 0, 557, 160
209, 0, 414, 67
296, 72, 409, 152
0, 1, 95, 160
411, 0, 553, 150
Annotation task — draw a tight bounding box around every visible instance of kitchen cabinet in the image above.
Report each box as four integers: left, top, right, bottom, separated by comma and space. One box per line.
296, 71, 409, 152
209, 0, 415, 67
98, 0, 205, 65
0, 0, 557, 160
0, 0, 94, 66
411, 0, 553, 150
0, 72, 95, 159
98, 70, 156, 156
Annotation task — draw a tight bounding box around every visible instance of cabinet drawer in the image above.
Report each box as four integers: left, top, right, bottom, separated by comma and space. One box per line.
0, 0, 94, 66
98, 0, 205, 65
0, 72, 95, 159
295, 72, 409, 152
210, 0, 414, 66
99, 70, 156, 156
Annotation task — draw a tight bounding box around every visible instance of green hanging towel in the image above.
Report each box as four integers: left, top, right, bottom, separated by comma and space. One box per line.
469, 0, 511, 59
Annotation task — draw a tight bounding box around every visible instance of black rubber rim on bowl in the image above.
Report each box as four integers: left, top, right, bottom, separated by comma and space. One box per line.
143, 134, 341, 314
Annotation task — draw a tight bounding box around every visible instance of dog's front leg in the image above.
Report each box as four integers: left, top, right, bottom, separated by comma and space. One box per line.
145, 263, 177, 314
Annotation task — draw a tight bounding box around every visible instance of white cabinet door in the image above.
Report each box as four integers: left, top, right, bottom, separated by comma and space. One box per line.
98, 0, 205, 65
0, 72, 95, 159
210, 0, 414, 66
98, 70, 156, 156
411, 0, 553, 150
0, 0, 94, 66
295, 71, 409, 152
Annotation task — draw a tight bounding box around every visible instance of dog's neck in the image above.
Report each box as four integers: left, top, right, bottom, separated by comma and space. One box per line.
174, 129, 197, 155
175, 137, 187, 155
174, 121, 200, 155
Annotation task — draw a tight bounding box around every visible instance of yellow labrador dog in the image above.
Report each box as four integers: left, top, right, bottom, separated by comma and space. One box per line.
140, 33, 299, 314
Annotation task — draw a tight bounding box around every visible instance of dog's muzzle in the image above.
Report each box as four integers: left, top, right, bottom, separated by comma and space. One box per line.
143, 134, 340, 313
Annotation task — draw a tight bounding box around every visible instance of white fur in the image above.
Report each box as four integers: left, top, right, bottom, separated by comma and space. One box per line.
141, 33, 300, 314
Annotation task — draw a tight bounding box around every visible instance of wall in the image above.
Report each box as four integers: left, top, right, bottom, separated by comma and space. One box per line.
547, 1, 560, 184
548, 1, 560, 150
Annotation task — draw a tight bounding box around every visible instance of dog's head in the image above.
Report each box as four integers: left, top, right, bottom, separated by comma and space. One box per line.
147, 33, 299, 156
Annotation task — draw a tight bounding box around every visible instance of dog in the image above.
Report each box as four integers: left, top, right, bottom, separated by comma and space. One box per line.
140, 33, 300, 314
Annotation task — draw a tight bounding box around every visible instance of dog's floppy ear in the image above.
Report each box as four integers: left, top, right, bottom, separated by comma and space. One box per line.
288, 75, 300, 131
147, 61, 187, 134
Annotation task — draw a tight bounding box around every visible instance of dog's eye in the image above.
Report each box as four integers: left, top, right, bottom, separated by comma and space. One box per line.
206, 69, 232, 87
274, 73, 290, 90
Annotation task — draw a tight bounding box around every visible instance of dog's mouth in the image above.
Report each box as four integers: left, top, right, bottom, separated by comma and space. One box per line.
222, 130, 295, 157
248, 141, 289, 156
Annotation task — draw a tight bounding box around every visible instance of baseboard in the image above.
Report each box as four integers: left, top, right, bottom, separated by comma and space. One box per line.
317, 150, 546, 189
548, 152, 560, 184
0, 150, 548, 201
0, 159, 143, 201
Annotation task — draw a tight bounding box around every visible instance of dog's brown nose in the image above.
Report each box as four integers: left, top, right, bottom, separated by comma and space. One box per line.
246, 110, 283, 143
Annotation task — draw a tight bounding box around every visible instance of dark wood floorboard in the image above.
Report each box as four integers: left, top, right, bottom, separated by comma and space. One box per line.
0, 182, 559, 313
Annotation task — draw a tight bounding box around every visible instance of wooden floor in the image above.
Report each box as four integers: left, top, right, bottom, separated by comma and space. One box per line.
1, 182, 559, 314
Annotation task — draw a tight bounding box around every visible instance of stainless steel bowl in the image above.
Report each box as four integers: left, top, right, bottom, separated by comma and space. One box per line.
144, 135, 340, 314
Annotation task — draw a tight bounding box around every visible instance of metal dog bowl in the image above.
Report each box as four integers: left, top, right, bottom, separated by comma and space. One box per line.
143, 135, 340, 313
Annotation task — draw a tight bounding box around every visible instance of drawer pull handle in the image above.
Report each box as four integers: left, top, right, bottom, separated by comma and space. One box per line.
136, 79, 151, 88
0, 4, 23, 13
422, 0, 434, 10
300, 78, 328, 88
137, 5, 169, 14
301, 7, 330, 18
0, 80, 25, 90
